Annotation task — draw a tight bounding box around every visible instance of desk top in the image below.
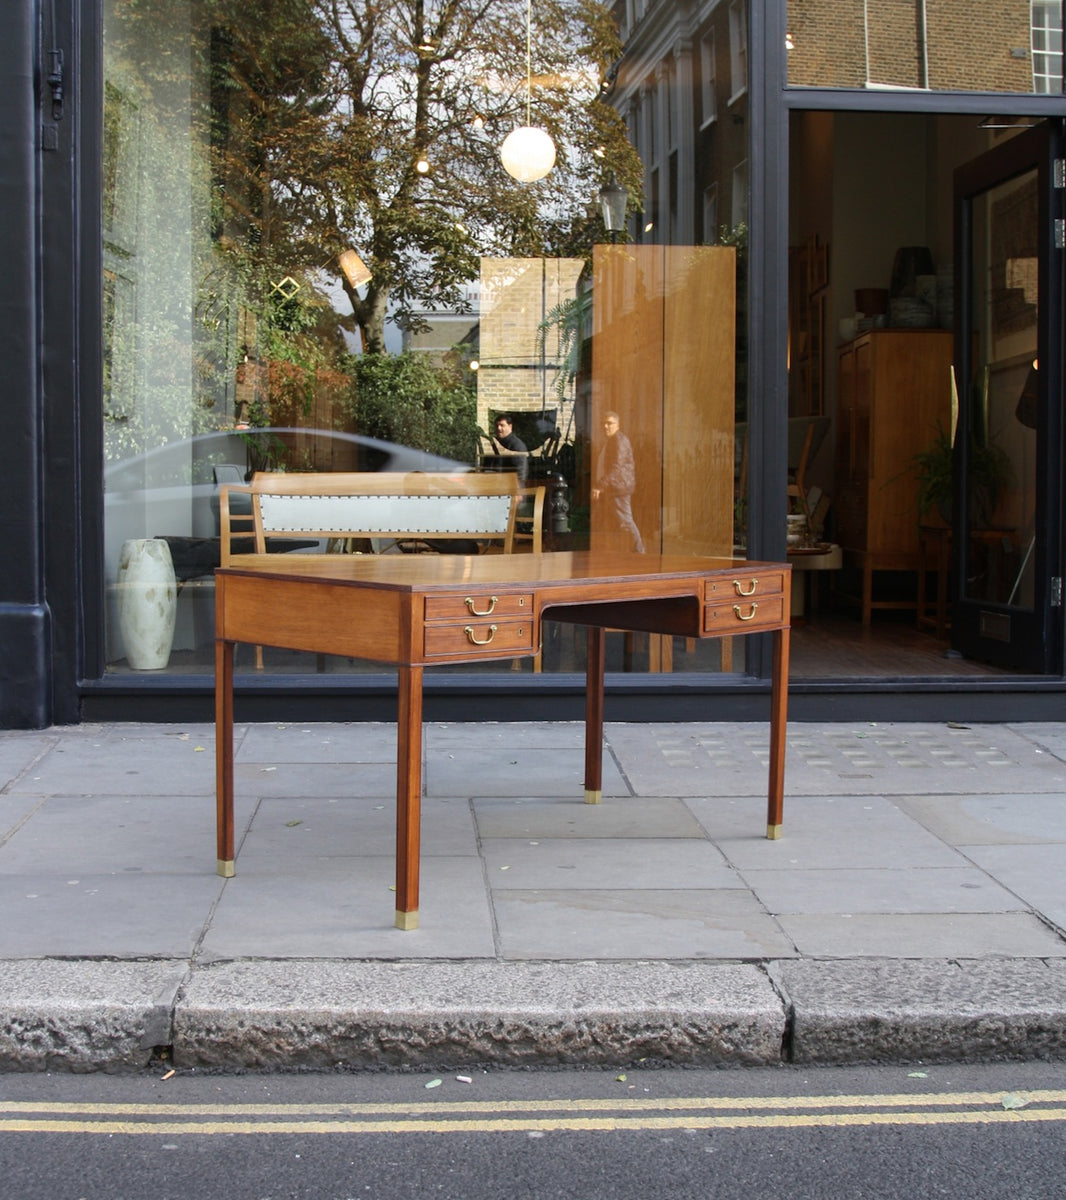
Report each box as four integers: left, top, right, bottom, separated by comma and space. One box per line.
215, 552, 791, 663
216, 550, 789, 592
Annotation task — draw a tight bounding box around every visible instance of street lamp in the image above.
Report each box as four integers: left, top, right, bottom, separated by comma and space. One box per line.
598, 173, 628, 241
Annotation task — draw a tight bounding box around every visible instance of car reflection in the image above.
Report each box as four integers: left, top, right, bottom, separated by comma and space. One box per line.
104, 426, 472, 572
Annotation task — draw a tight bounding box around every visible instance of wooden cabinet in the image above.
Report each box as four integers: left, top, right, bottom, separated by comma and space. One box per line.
836, 330, 954, 623
591, 244, 736, 558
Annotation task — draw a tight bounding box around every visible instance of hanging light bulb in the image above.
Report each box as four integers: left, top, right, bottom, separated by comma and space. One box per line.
501, 127, 556, 182
501, 0, 556, 182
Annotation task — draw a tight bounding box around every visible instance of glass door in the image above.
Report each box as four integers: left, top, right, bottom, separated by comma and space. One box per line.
951, 121, 1064, 671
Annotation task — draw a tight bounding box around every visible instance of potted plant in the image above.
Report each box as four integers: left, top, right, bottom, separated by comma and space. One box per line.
914, 422, 1013, 528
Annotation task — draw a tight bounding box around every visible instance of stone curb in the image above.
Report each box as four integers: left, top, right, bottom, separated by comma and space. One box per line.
173, 960, 785, 1071
0, 960, 188, 1072
2, 958, 1066, 1072
773, 958, 1066, 1065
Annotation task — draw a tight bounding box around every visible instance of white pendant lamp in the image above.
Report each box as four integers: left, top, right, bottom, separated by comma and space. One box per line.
501, 0, 556, 182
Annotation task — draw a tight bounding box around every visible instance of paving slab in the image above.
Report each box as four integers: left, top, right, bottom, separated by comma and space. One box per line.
962, 843, 1066, 931
895, 792, 1066, 845
742, 866, 1027, 915
608, 722, 1066, 797
0, 734, 57, 788
199, 857, 496, 959
9, 727, 216, 796
235, 722, 398, 763
697, 795, 967, 869
234, 759, 399, 798
0, 794, 45, 838
0, 793, 256, 874
473, 795, 707, 839
426, 744, 628, 797
492, 888, 797, 960
234, 795, 478, 864
0, 873, 225, 958
481, 837, 739, 890
776, 912, 1066, 958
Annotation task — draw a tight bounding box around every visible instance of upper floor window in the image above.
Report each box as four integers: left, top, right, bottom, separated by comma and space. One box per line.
1032, 1, 1064, 93
700, 30, 718, 127
729, 2, 748, 103
788, 0, 1063, 94
703, 183, 719, 245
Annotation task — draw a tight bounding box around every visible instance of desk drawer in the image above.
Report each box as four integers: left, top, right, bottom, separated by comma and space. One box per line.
704, 570, 788, 634
424, 592, 533, 622
424, 619, 535, 658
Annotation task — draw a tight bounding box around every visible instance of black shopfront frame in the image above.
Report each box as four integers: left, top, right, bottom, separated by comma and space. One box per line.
4, 0, 1066, 729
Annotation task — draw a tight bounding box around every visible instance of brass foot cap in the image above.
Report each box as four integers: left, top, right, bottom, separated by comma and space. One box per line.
217, 859, 236, 878
584, 789, 602, 805
395, 910, 419, 931
766, 823, 783, 840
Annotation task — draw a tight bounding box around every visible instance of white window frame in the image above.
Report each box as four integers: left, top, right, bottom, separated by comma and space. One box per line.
728, 1, 748, 105
700, 30, 718, 128
731, 159, 748, 231
703, 183, 719, 244
1031, 0, 1063, 94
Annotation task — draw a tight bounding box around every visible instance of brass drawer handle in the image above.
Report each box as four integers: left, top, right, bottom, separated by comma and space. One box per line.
733, 603, 759, 621
465, 595, 498, 616
733, 578, 758, 597
464, 624, 498, 645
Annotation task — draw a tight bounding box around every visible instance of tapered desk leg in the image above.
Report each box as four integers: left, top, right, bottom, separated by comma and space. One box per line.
584, 626, 606, 804
766, 626, 790, 839
215, 638, 236, 877
395, 664, 424, 929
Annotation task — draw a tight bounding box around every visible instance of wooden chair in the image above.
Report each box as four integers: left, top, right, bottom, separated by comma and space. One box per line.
218, 471, 546, 668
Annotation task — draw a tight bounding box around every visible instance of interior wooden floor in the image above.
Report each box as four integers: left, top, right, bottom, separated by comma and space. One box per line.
789, 611, 1011, 680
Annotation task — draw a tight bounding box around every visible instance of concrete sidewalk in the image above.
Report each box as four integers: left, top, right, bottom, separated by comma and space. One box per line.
1, 719, 1064, 1072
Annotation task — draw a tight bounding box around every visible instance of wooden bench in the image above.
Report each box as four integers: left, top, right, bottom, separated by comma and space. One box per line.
219, 470, 545, 562
218, 471, 546, 667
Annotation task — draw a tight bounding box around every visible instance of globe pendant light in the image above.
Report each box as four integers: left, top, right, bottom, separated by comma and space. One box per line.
500, 0, 556, 182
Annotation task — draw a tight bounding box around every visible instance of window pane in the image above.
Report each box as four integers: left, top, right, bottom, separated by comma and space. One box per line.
101, 0, 750, 680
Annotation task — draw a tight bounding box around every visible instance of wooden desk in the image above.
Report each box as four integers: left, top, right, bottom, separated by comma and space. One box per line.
214, 552, 792, 929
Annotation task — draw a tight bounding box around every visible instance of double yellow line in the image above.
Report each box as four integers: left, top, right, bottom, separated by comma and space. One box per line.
1, 1090, 1065, 1136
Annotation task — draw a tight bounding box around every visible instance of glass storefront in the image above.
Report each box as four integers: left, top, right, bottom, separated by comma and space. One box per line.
100, 0, 752, 680
98, 0, 1063, 694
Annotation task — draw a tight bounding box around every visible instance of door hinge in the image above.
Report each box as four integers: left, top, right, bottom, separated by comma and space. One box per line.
1056, 219, 1065, 250
1055, 158, 1066, 189
1052, 577, 1063, 607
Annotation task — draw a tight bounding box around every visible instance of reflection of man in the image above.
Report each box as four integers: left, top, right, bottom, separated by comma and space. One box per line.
494, 415, 527, 452
592, 411, 644, 552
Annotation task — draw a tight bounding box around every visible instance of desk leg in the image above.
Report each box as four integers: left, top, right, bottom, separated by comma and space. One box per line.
395, 664, 423, 930
584, 626, 606, 804
215, 638, 236, 877
766, 626, 790, 839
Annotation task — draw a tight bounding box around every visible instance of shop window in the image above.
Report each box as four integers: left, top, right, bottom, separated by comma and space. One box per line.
98, 0, 747, 683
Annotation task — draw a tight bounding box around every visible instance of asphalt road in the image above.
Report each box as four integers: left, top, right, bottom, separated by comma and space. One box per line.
3, 1061, 1065, 1199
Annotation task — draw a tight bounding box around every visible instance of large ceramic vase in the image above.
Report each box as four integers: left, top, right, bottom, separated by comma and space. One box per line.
116, 538, 177, 670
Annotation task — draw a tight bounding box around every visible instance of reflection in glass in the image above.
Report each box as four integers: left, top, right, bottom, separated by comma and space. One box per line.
788, 0, 1063, 94
101, 0, 749, 679
963, 169, 1038, 610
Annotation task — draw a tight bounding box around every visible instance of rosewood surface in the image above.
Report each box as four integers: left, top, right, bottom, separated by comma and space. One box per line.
214, 551, 791, 929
